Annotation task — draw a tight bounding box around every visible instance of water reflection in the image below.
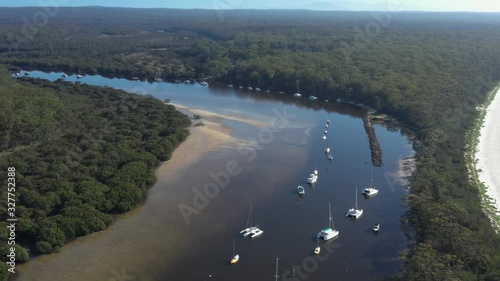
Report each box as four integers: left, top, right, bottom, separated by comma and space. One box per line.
17, 70, 413, 281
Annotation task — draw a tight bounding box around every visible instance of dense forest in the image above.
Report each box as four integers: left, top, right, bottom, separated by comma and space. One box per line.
0, 68, 190, 278
1, 7, 500, 280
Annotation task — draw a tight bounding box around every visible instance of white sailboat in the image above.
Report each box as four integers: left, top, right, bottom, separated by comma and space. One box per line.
230, 238, 239, 264
76, 68, 83, 79
240, 204, 258, 236
346, 187, 363, 219
362, 166, 379, 197
240, 203, 263, 238
294, 81, 302, 97
154, 69, 163, 82
317, 203, 339, 240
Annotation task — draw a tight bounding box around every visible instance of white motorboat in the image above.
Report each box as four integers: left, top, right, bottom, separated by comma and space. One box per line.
346, 187, 363, 219
328, 155, 333, 161
255, 87, 261, 91
324, 130, 328, 134
247, 86, 253, 90
373, 223, 380, 232
62, 73, 68, 78
325, 124, 329, 128
230, 238, 239, 264
293, 93, 302, 98
184, 80, 191, 83
227, 84, 233, 87
325, 148, 330, 154
309, 96, 318, 100
326, 120, 330, 124
322, 135, 326, 140
298, 185, 305, 195
200, 81, 209, 86
239, 86, 243, 89
336, 98, 341, 103
317, 203, 339, 241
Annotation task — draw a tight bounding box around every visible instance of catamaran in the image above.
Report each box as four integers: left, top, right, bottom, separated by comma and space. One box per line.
317, 203, 339, 241
230, 238, 239, 265
240, 203, 263, 238
362, 166, 379, 197
346, 187, 363, 219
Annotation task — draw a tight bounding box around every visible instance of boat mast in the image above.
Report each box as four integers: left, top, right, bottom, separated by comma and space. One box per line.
328, 203, 333, 229
274, 258, 279, 281
355, 187, 358, 209
370, 165, 373, 188
232, 238, 235, 257
250, 203, 253, 227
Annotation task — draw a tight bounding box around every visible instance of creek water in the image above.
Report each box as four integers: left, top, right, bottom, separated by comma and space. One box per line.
16, 71, 414, 281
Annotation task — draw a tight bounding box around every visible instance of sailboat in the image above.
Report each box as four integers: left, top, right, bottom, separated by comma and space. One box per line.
240, 204, 263, 238
362, 166, 379, 197
230, 238, 239, 265
317, 203, 339, 240
76, 68, 83, 79
293, 81, 302, 97
346, 187, 363, 219
154, 69, 163, 82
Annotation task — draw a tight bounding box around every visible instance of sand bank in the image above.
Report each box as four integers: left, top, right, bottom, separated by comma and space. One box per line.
477, 86, 500, 220
16, 106, 248, 281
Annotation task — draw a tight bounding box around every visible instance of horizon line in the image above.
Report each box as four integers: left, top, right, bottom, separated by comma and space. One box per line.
1, 6, 500, 13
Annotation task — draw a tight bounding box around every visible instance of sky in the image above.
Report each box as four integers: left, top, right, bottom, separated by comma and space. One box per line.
2, 0, 500, 12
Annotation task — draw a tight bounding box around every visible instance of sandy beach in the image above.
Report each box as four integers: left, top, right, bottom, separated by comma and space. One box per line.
477, 86, 500, 218
16, 106, 249, 281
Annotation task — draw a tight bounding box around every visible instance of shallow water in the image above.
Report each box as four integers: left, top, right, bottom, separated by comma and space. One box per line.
16, 71, 414, 281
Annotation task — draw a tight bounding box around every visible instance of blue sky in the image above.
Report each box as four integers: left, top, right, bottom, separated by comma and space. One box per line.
2, 0, 500, 12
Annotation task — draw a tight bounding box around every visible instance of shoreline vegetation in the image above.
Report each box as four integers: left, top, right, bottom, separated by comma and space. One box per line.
467, 84, 500, 231
1, 8, 500, 280
0, 70, 192, 277
362, 112, 383, 167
